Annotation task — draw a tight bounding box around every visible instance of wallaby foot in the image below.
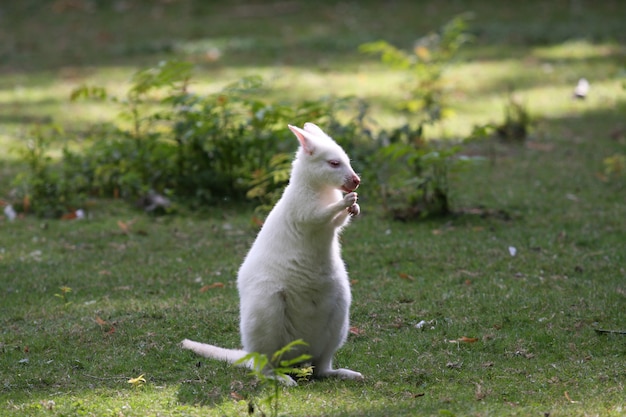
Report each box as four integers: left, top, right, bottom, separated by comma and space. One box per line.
266, 372, 298, 387
317, 368, 364, 381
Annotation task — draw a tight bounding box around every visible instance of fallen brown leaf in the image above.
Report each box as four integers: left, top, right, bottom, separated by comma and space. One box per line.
61, 211, 78, 220
349, 326, 365, 336
398, 272, 415, 281
96, 315, 116, 335
564, 391, 579, 404
595, 172, 609, 182
95, 316, 108, 326
117, 219, 136, 234
117, 220, 129, 233
199, 282, 225, 292
458, 336, 479, 343
230, 391, 244, 401
475, 383, 489, 400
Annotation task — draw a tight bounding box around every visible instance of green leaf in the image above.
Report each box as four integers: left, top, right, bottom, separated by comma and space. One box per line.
70, 85, 108, 102
129, 60, 194, 97
278, 353, 313, 369
270, 339, 309, 365
359, 40, 412, 69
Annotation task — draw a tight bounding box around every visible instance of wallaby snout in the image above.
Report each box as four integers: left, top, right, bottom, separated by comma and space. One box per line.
343, 173, 360, 193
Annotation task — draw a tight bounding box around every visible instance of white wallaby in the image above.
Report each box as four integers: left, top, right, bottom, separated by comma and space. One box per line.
181, 122, 363, 386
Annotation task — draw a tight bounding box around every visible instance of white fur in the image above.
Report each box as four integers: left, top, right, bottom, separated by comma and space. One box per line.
181, 123, 363, 385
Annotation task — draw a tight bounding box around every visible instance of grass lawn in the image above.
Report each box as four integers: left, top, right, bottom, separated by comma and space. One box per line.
1, 1, 625, 416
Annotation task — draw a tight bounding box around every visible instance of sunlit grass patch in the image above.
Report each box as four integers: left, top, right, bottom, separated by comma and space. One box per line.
532, 39, 625, 61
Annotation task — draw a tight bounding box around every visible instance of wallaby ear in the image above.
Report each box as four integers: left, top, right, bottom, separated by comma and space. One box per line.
303, 122, 327, 137
288, 124, 316, 155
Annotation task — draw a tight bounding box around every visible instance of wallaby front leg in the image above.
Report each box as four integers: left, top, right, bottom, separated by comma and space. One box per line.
307, 192, 357, 223
327, 192, 358, 226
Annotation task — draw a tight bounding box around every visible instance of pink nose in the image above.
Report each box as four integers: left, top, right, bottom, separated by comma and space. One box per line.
352, 174, 360, 188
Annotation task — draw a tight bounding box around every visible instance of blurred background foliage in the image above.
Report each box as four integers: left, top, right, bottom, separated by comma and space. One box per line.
1, 1, 624, 218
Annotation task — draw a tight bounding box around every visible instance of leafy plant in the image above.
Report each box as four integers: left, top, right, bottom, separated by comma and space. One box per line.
603, 153, 626, 178
358, 15, 474, 219
167, 75, 287, 202
246, 153, 292, 216
14, 61, 362, 217
12, 49, 485, 221
236, 340, 313, 417
601, 83, 626, 181
66, 63, 347, 207
54, 286, 72, 307
127, 374, 147, 389
495, 90, 532, 142
69, 60, 194, 200
373, 127, 472, 220
360, 13, 472, 126
11, 124, 84, 218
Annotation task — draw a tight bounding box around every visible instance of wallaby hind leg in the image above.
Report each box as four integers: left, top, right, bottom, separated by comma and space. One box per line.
313, 353, 363, 381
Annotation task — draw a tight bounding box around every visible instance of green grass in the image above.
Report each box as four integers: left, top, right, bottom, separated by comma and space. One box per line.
2, 1, 626, 416
1, 179, 625, 416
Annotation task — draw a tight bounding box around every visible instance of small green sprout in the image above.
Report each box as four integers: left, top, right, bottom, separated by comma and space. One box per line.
54, 286, 72, 306
127, 374, 146, 388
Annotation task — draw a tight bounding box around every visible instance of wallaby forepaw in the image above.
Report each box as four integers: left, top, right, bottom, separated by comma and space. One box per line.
348, 203, 360, 216
343, 192, 358, 208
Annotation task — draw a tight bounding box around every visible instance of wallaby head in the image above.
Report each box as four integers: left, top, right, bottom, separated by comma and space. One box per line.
288, 123, 360, 193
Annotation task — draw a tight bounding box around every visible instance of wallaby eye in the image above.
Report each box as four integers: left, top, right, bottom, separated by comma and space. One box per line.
328, 160, 341, 168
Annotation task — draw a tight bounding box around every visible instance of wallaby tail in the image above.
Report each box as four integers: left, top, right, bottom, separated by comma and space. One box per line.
181, 338, 300, 386
180, 339, 251, 367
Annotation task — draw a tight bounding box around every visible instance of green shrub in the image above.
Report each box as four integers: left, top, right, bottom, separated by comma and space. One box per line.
603, 153, 626, 179
600, 83, 626, 181
70, 63, 327, 204
360, 13, 472, 126
359, 14, 475, 219
236, 340, 313, 417
11, 124, 85, 218
495, 90, 532, 142
14, 61, 359, 216
13, 13, 484, 221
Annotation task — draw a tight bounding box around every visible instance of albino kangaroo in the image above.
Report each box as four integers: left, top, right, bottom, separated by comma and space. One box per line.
181, 122, 363, 386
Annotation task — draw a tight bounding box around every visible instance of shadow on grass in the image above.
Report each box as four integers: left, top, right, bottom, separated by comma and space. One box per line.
2, 1, 625, 73
175, 374, 433, 416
